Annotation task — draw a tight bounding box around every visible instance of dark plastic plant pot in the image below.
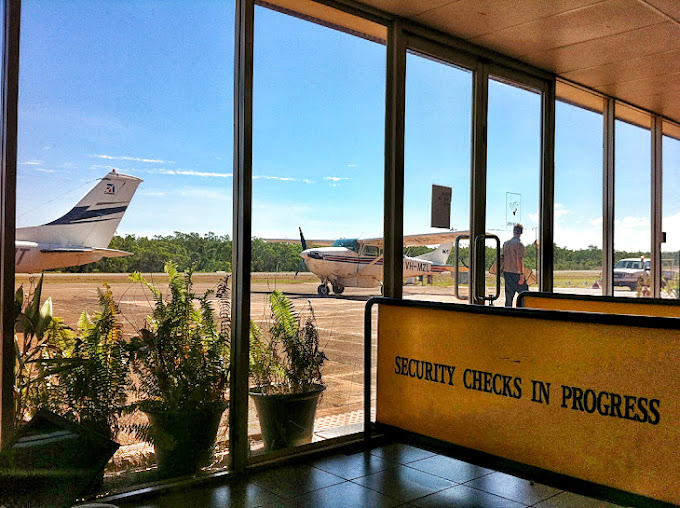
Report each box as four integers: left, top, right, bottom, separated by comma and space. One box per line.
143, 402, 227, 478
249, 384, 326, 452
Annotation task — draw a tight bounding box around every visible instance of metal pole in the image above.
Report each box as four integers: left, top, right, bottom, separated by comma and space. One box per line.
230, 0, 253, 473
602, 98, 615, 296
651, 115, 663, 298
540, 79, 555, 292
383, 20, 405, 299
470, 63, 488, 304
1, 0, 20, 449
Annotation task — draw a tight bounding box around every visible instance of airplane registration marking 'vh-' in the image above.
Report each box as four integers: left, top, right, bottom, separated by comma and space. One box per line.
404, 260, 430, 272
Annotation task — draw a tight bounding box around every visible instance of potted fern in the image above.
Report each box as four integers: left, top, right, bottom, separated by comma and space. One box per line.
249, 290, 327, 452
128, 263, 230, 478
14, 280, 124, 494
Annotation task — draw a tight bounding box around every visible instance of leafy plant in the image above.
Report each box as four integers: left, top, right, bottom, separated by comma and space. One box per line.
14, 275, 73, 425
128, 263, 230, 413
38, 284, 130, 439
250, 290, 327, 395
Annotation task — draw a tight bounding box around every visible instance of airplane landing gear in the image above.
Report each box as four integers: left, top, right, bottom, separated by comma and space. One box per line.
317, 284, 330, 297
332, 283, 344, 295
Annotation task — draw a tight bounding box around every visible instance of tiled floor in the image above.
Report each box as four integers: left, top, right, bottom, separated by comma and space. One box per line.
112, 442, 624, 508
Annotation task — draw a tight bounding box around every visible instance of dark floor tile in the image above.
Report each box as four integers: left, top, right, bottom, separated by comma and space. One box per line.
309, 450, 395, 480
369, 443, 436, 465
353, 464, 455, 503
532, 491, 621, 507
407, 455, 495, 483
248, 463, 344, 499
115, 481, 284, 508
465, 472, 562, 505
411, 484, 528, 508
285, 479, 403, 508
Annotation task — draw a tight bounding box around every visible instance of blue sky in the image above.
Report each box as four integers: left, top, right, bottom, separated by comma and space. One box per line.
13, 0, 680, 252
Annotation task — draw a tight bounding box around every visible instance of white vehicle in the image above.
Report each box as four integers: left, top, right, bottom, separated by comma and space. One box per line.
613, 257, 673, 290
270, 229, 468, 297
15, 170, 142, 273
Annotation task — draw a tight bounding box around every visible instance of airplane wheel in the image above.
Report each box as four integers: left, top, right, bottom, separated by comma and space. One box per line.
332, 284, 344, 295
318, 284, 330, 297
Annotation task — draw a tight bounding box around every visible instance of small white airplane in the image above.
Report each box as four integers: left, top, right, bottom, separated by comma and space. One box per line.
271, 229, 469, 296
15, 170, 142, 273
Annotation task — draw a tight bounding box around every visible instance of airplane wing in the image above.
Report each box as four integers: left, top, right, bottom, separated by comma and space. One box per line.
357, 230, 471, 248
262, 238, 335, 247
40, 246, 133, 258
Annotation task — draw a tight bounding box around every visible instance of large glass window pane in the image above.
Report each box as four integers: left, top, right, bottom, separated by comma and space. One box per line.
250, 5, 385, 456
404, 51, 472, 302
16, 0, 233, 491
554, 100, 603, 294
614, 109, 651, 297
662, 125, 680, 298
487, 78, 541, 307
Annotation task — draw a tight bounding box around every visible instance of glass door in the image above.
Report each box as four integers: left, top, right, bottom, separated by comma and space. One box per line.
404, 39, 474, 304
485, 71, 544, 307
402, 41, 550, 306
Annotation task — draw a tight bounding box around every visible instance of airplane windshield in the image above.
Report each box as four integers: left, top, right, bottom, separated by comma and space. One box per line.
331, 238, 360, 252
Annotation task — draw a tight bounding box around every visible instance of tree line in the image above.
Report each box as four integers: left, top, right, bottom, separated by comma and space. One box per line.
59, 232, 678, 273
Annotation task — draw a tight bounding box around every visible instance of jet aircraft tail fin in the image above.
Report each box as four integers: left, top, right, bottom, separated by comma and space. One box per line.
16, 170, 142, 248
415, 242, 453, 265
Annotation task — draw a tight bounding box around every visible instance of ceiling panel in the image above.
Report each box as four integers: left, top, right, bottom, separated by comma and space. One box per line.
411, 0, 604, 40
523, 23, 680, 74
471, 0, 662, 58
600, 73, 680, 100
644, 0, 680, 21
562, 49, 680, 88
353, 0, 680, 123
357, 0, 454, 18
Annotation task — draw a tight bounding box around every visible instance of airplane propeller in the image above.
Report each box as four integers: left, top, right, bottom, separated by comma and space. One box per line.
299, 227, 307, 251
296, 226, 308, 277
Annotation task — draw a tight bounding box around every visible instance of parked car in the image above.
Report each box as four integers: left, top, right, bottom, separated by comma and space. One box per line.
613, 257, 674, 290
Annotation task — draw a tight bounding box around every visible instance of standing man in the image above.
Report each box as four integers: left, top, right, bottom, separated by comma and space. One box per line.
502, 224, 528, 307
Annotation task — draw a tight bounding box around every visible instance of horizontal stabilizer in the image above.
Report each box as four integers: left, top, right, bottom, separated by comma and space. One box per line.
92, 247, 132, 258
40, 246, 132, 258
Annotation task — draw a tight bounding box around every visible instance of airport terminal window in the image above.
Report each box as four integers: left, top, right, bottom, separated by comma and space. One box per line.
250, 4, 385, 456
663, 127, 680, 298
15, 0, 234, 491
404, 49, 472, 303
486, 77, 541, 306
554, 99, 604, 295
614, 109, 652, 297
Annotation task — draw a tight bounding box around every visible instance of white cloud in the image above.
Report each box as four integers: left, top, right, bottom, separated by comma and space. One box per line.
254, 175, 297, 181
140, 191, 165, 197
93, 154, 173, 164
303, 179, 312, 184
21, 160, 41, 166
42, 146, 51, 150
347, 164, 357, 168
324, 176, 349, 183
161, 169, 232, 178
35, 168, 55, 173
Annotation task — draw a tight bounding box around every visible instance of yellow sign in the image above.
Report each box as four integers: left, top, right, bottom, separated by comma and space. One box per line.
520, 292, 680, 318
376, 303, 680, 504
